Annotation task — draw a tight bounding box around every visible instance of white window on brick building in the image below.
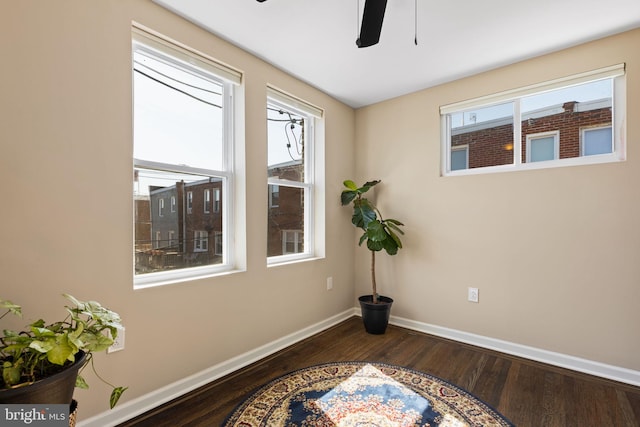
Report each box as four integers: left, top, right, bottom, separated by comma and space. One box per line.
441, 64, 626, 175
204, 189, 211, 213
582, 125, 613, 156
451, 145, 469, 171
194, 230, 208, 252
527, 131, 559, 163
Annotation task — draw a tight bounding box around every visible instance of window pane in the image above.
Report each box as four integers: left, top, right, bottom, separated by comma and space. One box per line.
134, 168, 224, 275
133, 50, 225, 171
267, 186, 304, 257
529, 136, 556, 162
267, 102, 305, 182
583, 126, 613, 156
521, 80, 612, 162
451, 147, 468, 171
449, 102, 514, 169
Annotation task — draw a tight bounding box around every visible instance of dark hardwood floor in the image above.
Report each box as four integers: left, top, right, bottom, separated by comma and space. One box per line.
118, 317, 640, 426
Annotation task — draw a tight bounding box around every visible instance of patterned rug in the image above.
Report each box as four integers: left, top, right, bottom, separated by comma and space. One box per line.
223, 361, 514, 427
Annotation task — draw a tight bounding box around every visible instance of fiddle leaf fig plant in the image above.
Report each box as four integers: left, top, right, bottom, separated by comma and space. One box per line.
1, 294, 127, 408
341, 179, 405, 303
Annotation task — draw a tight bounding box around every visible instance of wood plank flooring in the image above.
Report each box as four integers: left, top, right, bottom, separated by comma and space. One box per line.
118, 317, 640, 426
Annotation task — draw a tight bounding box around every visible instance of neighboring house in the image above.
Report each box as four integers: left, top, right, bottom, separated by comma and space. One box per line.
451, 98, 612, 169
136, 179, 223, 273
267, 161, 305, 257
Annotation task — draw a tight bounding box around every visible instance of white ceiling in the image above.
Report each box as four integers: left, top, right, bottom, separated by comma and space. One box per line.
154, 0, 640, 108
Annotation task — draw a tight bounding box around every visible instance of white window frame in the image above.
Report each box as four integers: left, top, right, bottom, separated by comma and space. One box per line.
282, 230, 303, 254
450, 145, 469, 171
214, 231, 223, 255
132, 27, 243, 288
170, 196, 176, 213
526, 131, 559, 163
204, 189, 211, 213
186, 191, 193, 214
158, 198, 165, 217
194, 230, 208, 252
582, 125, 613, 156
269, 184, 280, 208
214, 188, 221, 213
440, 64, 626, 176
267, 86, 325, 265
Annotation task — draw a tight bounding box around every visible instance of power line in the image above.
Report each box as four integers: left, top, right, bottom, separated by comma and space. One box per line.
134, 67, 222, 109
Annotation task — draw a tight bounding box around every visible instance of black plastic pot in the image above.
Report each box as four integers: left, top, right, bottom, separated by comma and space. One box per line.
358, 295, 393, 334
0, 351, 87, 405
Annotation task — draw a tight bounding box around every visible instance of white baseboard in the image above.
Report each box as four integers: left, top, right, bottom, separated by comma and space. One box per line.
80, 309, 639, 426
78, 309, 355, 427
389, 315, 640, 388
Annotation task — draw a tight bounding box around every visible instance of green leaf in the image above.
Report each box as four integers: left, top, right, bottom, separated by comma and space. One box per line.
343, 180, 358, 190
386, 220, 405, 236
2, 360, 23, 386
382, 235, 399, 255
360, 180, 380, 192
352, 200, 376, 229
110, 387, 128, 409
44, 336, 75, 365
80, 331, 113, 352
0, 300, 22, 317
358, 233, 368, 246
340, 190, 357, 206
75, 374, 89, 389
366, 239, 384, 251
365, 220, 387, 241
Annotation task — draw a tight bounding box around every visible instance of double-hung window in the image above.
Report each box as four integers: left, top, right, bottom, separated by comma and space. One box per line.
132, 28, 241, 287
266, 86, 324, 263
441, 64, 626, 175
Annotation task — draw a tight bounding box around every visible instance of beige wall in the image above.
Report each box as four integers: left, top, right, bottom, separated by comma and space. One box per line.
0, 0, 355, 420
355, 29, 640, 372
2, 0, 639, 422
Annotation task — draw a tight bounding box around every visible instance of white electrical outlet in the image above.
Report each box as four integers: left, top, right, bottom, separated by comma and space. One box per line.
468, 287, 479, 303
327, 277, 333, 291
107, 327, 125, 353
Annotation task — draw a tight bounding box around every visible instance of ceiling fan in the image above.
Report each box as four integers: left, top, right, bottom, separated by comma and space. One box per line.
256, 0, 388, 48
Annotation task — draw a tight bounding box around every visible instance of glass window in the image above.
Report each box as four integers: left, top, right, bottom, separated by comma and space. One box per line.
441, 65, 625, 175
204, 189, 211, 213
527, 132, 559, 163
132, 29, 239, 287
267, 87, 323, 263
451, 146, 469, 171
583, 126, 613, 156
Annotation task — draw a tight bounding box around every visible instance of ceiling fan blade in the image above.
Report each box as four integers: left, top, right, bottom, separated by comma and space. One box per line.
356, 0, 387, 48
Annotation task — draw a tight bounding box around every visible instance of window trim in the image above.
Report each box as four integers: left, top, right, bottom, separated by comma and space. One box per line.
132, 27, 242, 289
440, 64, 626, 176
266, 86, 324, 265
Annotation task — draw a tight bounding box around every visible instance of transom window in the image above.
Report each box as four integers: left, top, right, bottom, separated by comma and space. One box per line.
266, 87, 324, 263
441, 64, 626, 175
132, 28, 240, 287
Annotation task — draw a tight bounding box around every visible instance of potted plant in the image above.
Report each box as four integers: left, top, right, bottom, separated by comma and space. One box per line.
0, 294, 127, 410
341, 179, 405, 334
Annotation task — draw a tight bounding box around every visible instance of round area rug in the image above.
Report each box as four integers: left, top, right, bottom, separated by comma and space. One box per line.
223, 361, 514, 427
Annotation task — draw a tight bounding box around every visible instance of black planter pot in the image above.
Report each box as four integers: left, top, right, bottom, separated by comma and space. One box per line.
0, 351, 87, 405
358, 295, 393, 334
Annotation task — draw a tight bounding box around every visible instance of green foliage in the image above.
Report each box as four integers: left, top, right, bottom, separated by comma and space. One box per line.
0, 295, 127, 408
341, 179, 406, 302
341, 179, 404, 256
